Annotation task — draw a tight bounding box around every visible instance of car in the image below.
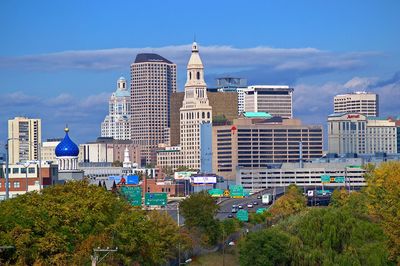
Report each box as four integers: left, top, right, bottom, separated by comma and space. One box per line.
228, 241, 235, 246
238, 205, 243, 209
232, 204, 238, 208
231, 208, 238, 213
253, 201, 258, 205
228, 214, 234, 218
257, 195, 262, 199
247, 203, 253, 208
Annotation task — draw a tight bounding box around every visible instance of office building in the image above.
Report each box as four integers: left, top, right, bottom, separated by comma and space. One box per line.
8, 117, 42, 164
327, 113, 398, 154
170, 91, 237, 146
130, 53, 177, 165
157, 42, 213, 170
209, 77, 247, 114
212, 113, 323, 180
334, 92, 378, 117
244, 85, 294, 118
41, 138, 62, 162
79, 137, 141, 165
101, 77, 131, 140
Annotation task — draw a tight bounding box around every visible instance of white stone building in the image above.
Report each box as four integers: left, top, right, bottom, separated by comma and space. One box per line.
334, 91, 378, 117
101, 77, 131, 140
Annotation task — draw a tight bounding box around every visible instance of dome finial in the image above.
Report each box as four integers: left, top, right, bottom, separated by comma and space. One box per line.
64, 124, 69, 133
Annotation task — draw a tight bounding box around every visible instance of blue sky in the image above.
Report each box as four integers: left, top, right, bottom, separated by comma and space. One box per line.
1, 0, 399, 144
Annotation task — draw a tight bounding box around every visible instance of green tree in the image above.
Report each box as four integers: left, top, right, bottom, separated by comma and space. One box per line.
180, 191, 220, 246
365, 161, 400, 262
269, 184, 306, 220
111, 160, 123, 167
238, 228, 291, 266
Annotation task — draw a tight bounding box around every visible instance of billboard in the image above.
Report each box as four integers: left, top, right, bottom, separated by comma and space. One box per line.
126, 175, 139, 185
174, 172, 196, 180
192, 176, 217, 184
108, 176, 122, 184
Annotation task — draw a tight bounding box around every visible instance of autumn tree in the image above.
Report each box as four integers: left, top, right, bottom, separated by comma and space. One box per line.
365, 161, 400, 262
268, 184, 306, 220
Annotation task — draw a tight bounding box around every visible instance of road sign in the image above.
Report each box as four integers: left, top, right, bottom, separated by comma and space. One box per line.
256, 208, 267, 214
223, 190, 230, 197
230, 185, 244, 198
145, 192, 167, 206
316, 190, 331, 196
335, 176, 345, 183
208, 188, 224, 197
321, 174, 330, 183
236, 209, 249, 222
120, 186, 142, 206
307, 190, 314, 197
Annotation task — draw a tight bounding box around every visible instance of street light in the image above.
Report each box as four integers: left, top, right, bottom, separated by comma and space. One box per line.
17, 160, 38, 193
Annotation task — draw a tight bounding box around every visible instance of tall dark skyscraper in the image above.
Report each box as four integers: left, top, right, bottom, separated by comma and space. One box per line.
130, 53, 177, 165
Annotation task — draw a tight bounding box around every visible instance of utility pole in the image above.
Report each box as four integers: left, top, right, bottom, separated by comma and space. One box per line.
5, 143, 9, 200
91, 247, 118, 266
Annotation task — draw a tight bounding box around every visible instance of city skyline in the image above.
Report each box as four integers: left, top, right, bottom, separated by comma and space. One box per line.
1, 1, 399, 144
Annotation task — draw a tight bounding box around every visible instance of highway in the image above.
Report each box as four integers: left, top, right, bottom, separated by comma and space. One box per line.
165, 187, 285, 222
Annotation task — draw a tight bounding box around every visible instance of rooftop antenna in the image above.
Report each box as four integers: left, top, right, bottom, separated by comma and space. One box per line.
194, 33, 196, 42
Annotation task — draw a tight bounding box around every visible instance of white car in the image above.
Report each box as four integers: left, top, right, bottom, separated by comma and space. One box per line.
247, 203, 253, 208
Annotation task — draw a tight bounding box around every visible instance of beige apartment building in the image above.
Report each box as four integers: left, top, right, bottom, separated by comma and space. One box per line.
130, 53, 177, 165
334, 91, 378, 117
212, 114, 323, 180
8, 117, 42, 164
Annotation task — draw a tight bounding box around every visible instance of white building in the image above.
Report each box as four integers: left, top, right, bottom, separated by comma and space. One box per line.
334, 91, 378, 117
157, 42, 212, 170
8, 117, 42, 164
327, 113, 397, 154
41, 139, 61, 162
244, 85, 294, 118
101, 77, 131, 140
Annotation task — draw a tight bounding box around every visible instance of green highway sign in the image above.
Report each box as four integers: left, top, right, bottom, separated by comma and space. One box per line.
321, 174, 330, 183
208, 188, 224, 197
236, 209, 249, 222
145, 192, 167, 206
120, 186, 142, 206
230, 185, 244, 198
335, 176, 345, 183
256, 208, 267, 214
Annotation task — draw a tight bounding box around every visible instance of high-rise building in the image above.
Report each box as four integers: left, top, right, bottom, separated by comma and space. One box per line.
157, 42, 213, 170
327, 113, 397, 154
130, 53, 177, 165
8, 117, 42, 164
212, 113, 323, 180
334, 92, 378, 117
41, 138, 62, 162
212, 77, 247, 114
101, 77, 131, 140
244, 85, 294, 118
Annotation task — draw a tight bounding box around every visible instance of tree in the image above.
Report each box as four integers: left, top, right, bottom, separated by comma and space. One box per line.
365, 161, 400, 262
111, 160, 123, 167
269, 184, 306, 220
238, 228, 291, 266
180, 191, 220, 246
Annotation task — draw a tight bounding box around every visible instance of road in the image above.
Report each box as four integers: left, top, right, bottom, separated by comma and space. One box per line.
164, 187, 285, 222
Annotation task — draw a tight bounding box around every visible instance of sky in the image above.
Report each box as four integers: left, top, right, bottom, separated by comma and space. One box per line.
0, 0, 399, 145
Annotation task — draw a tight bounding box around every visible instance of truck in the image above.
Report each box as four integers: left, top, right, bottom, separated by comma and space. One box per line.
262, 193, 272, 205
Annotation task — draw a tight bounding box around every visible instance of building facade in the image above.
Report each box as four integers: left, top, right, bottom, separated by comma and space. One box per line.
327, 113, 397, 154
79, 137, 141, 165
101, 77, 131, 140
244, 85, 294, 118
8, 117, 42, 164
334, 91, 378, 117
157, 42, 212, 170
130, 53, 177, 165
214, 77, 247, 114
41, 139, 62, 162
212, 115, 323, 180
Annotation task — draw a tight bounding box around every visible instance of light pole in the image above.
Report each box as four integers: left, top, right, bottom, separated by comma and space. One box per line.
5, 143, 9, 200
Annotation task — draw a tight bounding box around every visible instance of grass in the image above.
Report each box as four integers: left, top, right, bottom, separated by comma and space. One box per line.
190, 247, 239, 266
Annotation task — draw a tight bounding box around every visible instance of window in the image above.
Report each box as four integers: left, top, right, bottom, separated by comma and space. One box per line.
197, 72, 200, 80
28, 167, 35, 174
14, 181, 20, 188
21, 168, 26, 174
12, 168, 19, 174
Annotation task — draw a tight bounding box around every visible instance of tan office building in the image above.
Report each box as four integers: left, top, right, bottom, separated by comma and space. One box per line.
130, 53, 177, 165
212, 115, 323, 180
334, 92, 378, 117
8, 117, 42, 164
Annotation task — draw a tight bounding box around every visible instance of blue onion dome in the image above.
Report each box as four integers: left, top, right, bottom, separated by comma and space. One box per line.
55, 127, 79, 157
